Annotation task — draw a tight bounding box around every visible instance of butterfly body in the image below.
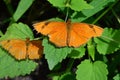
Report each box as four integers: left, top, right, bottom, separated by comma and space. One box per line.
34, 21, 103, 47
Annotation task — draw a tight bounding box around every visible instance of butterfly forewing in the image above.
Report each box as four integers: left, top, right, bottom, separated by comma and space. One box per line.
34, 22, 68, 47
68, 23, 103, 47
68, 29, 89, 47
0, 40, 27, 60
91, 25, 103, 37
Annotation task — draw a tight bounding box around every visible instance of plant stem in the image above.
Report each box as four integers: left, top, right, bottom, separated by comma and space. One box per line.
65, 58, 74, 72
92, 0, 118, 24
3, 0, 14, 16
111, 9, 120, 24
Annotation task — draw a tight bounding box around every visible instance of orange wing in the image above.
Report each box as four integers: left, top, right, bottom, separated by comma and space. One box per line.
0, 40, 27, 60
28, 40, 43, 59
34, 21, 103, 47
34, 21, 68, 47
0, 39, 43, 60
68, 23, 103, 47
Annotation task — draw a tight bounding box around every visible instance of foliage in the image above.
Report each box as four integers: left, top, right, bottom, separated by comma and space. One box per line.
0, 0, 120, 80
76, 60, 108, 80
0, 22, 37, 78
13, 0, 34, 22
0, 22, 34, 40
48, 0, 93, 11
0, 47, 37, 78
94, 28, 120, 54
43, 38, 72, 70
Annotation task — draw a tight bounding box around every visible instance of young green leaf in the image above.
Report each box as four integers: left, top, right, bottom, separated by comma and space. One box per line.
13, 0, 34, 22
94, 28, 120, 54
48, 0, 93, 11
59, 72, 76, 80
43, 38, 72, 70
0, 22, 34, 41
53, 76, 60, 80
68, 46, 85, 59
0, 47, 37, 78
87, 39, 95, 60
71, 0, 115, 22
113, 74, 120, 80
76, 60, 108, 80
48, 0, 65, 8
0, 31, 3, 36
69, 0, 93, 11
87, 44, 95, 60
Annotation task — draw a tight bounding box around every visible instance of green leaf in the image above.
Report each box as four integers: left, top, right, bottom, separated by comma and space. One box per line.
0, 30, 3, 36
13, 0, 34, 22
59, 72, 76, 80
53, 76, 60, 80
48, 0, 93, 11
88, 45, 95, 60
113, 74, 120, 80
48, 0, 65, 8
0, 47, 37, 78
0, 22, 34, 40
43, 38, 72, 70
87, 40, 95, 60
76, 60, 108, 80
94, 28, 120, 55
71, 0, 115, 22
69, 0, 93, 11
68, 46, 85, 59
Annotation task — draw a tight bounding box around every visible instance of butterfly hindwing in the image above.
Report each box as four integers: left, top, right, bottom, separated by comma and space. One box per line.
28, 40, 43, 59
48, 22, 67, 47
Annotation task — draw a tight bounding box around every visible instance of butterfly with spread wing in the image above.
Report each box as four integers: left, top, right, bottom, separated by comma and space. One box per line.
33, 20, 103, 47
0, 38, 43, 60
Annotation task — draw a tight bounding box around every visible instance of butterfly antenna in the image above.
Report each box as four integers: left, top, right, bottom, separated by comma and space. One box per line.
65, 7, 69, 22
65, 0, 71, 22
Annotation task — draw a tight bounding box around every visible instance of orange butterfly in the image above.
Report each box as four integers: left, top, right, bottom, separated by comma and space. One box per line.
0, 39, 43, 60
33, 20, 103, 47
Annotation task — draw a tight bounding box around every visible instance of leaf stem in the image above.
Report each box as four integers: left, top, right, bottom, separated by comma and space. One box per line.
65, 0, 71, 22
